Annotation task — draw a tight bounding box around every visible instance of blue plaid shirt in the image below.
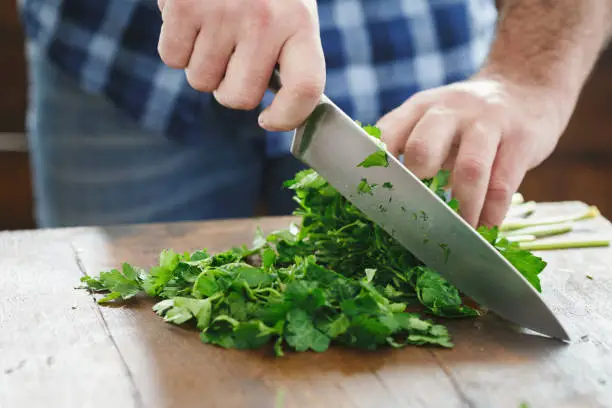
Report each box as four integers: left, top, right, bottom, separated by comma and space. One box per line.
17, 0, 498, 158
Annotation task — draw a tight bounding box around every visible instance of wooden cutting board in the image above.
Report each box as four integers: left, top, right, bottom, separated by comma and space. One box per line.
1, 203, 611, 408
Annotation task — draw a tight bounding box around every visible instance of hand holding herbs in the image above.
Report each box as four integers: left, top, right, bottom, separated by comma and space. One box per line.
80, 125, 559, 356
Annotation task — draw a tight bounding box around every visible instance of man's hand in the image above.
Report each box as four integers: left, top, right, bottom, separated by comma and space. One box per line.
377, 75, 568, 228
156, 0, 325, 131
380, 0, 612, 229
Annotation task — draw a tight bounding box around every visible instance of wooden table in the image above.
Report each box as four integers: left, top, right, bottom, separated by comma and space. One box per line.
2, 202, 612, 408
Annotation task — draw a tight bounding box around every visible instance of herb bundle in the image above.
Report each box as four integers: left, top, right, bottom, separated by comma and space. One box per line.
80, 124, 547, 356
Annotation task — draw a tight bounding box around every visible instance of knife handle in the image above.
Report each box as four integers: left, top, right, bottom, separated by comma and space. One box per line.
267, 67, 282, 94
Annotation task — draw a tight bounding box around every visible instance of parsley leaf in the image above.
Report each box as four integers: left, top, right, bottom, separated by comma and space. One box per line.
477, 225, 546, 292
80, 262, 143, 303
286, 309, 330, 352
358, 150, 389, 168
142, 249, 181, 297
357, 124, 390, 168
414, 267, 479, 318
80, 121, 548, 356
357, 178, 376, 195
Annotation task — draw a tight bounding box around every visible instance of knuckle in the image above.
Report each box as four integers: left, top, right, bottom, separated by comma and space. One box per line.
409, 89, 434, 106
468, 120, 500, 146
185, 69, 218, 92
450, 89, 478, 104
234, 95, 261, 110
215, 91, 261, 110
426, 105, 452, 119
293, 79, 324, 101
158, 48, 187, 69
487, 179, 514, 203
172, 0, 197, 14
377, 124, 403, 157
292, 2, 316, 27
385, 138, 403, 158
404, 138, 430, 166
251, 0, 273, 26
511, 129, 532, 151
455, 156, 488, 183
471, 120, 494, 138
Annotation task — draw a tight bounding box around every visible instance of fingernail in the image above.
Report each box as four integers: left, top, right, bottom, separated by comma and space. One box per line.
258, 114, 267, 128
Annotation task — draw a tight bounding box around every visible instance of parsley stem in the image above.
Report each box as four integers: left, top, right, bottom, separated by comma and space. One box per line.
254, 287, 283, 298
519, 239, 610, 250
501, 206, 600, 232
389, 267, 412, 285
504, 201, 536, 219
505, 234, 536, 243
333, 220, 362, 234
501, 224, 573, 239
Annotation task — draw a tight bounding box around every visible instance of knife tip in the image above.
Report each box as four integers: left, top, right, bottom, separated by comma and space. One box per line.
532, 321, 572, 343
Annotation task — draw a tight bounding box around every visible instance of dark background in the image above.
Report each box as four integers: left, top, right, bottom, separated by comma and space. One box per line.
1, 1, 611, 230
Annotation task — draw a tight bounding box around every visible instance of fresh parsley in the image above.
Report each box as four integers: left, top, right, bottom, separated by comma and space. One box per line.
357, 124, 389, 168
477, 225, 546, 292
80, 122, 547, 356
357, 178, 376, 195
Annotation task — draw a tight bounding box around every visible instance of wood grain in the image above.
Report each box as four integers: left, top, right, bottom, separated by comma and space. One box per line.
431, 202, 612, 408
3, 205, 612, 407
69, 217, 465, 408
0, 228, 138, 408
66, 208, 612, 408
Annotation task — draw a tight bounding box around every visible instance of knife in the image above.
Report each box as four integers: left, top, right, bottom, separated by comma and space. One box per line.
267, 69, 570, 341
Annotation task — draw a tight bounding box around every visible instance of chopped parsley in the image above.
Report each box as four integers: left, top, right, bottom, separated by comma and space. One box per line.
357, 178, 376, 195
357, 124, 389, 168
80, 122, 547, 356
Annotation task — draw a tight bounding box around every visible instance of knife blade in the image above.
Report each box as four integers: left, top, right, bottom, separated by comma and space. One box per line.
267, 70, 570, 341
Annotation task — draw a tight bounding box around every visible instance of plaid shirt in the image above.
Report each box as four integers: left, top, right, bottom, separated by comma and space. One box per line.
17, 0, 498, 157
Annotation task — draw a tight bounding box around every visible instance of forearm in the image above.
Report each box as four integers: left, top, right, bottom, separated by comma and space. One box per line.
481, 0, 612, 102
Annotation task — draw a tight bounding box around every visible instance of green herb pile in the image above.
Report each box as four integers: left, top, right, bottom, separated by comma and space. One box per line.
80, 124, 547, 356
